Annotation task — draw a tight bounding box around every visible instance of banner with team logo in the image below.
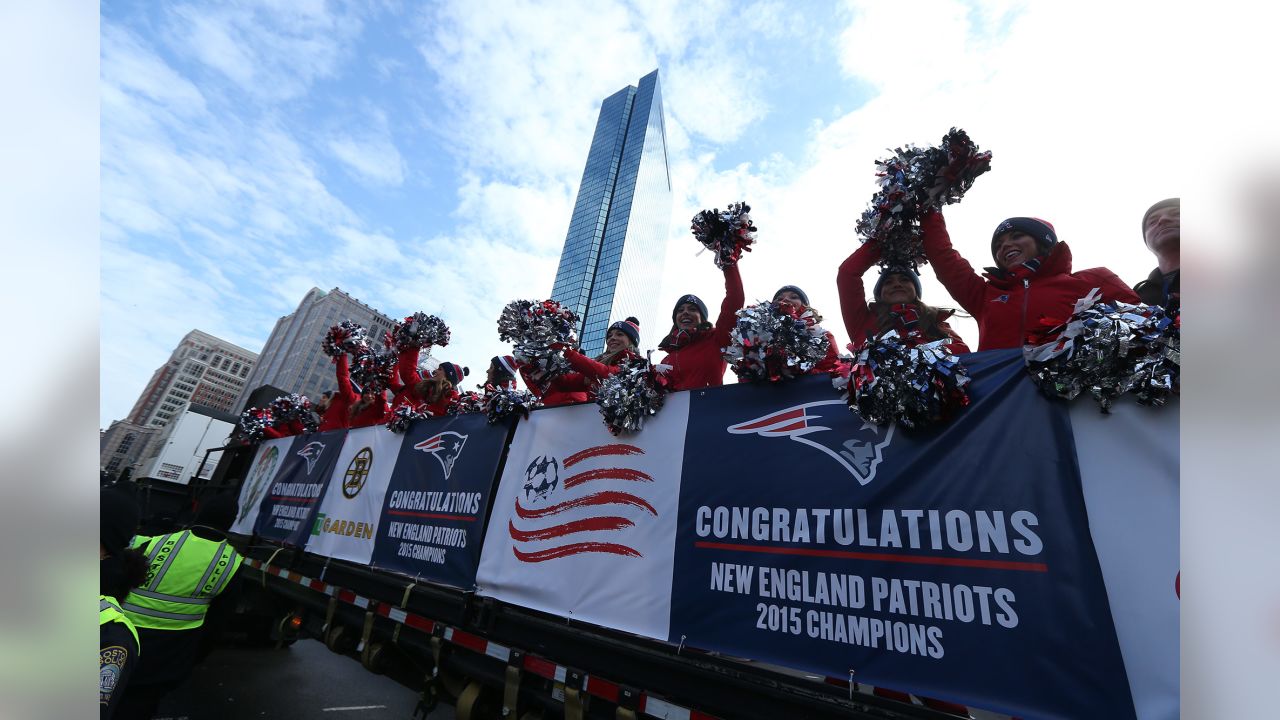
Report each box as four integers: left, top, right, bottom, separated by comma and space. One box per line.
231, 436, 292, 536
475, 393, 691, 641
667, 350, 1156, 719
244, 431, 345, 546
304, 426, 407, 565
368, 413, 512, 589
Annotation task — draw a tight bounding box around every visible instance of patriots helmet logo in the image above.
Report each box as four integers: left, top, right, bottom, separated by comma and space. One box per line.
727, 401, 894, 486
414, 431, 468, 479
296, 441, 326, 475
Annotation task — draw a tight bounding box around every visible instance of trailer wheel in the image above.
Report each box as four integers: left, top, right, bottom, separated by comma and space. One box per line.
455, 680, 500, 720
325, 625, 356, 655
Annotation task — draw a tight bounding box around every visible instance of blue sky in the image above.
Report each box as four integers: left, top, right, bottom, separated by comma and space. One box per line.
101, 0, 1192, 426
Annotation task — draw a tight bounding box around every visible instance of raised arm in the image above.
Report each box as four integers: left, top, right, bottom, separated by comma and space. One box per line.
397, 347, 421, 387
334, 353, 356, 402
836, 241, 880, 343
712, 264, 746, 346
563, 348, 619, 383
920, 210, 988, 315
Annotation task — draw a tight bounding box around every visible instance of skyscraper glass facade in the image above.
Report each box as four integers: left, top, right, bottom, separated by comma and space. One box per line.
551, 70, 673, 357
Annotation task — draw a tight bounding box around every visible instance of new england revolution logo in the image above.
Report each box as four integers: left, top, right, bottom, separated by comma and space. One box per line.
727, 400, 894, 486
414, 431, 468, 479
509, 444, 655, 563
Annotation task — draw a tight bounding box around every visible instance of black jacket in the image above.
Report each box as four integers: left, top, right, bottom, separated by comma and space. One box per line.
1133, 267, 1179, 308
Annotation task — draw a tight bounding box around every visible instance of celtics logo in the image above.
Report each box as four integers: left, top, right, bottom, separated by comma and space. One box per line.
342, 448, 373, 498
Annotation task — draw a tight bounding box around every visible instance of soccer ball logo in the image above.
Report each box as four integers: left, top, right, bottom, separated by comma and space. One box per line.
522, 454, 559, 502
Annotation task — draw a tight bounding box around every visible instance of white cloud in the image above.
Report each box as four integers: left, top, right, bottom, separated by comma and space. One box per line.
328, 129, 407, 187
166, 0, 364, 101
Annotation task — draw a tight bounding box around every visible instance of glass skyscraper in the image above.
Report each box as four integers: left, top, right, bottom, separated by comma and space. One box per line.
551, 69, 673, 357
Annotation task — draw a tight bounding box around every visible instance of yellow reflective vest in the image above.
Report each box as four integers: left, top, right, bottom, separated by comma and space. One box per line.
100, 595, 139, 649
122, 531, 242, 631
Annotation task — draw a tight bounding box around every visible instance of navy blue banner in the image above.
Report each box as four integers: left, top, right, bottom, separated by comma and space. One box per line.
669, 350, 1135, 719
369, 413, 512, 589
253, 430, 345, 546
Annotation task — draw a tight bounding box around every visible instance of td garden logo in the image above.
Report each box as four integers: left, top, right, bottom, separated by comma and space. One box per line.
342, 447, 373, 499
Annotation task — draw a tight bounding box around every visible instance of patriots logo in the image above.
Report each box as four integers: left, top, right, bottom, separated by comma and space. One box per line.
414, 431, 468, 479
993, 294, 1010, 303
296, 441, 326, 475
727, 401, 894, 486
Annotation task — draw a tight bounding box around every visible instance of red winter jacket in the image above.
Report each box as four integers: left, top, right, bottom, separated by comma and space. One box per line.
263, 419, 305, 439
520, 366, 590, 407
564, 348, 641, 387
811, 330, 842, 374
659, 264, 745, 391
318, 355, 354, 432
921, 211, 1139, 351
349, 396, 390, 428
836, 241, 971, 353
388, 349, 459, 417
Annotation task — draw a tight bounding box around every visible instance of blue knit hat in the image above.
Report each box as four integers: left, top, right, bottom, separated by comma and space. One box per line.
608, 317, 640, 347
440, 362, 469, 386
772, 285, 810, 307
991, 217, 1058, 261
672, 294, 708, 323
873, 268, 923, 302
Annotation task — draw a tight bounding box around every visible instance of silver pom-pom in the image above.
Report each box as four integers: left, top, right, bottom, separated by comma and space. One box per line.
1024, 289, 1180, 412
238, 407, 274, 442
723, 301, 832, 382
597, 354, 670, 435
385, 404, 430, 434
855, 128, 992, 270
691, 201, 756, 269
447, 390, 486, 416
485, 387, 541, 425
322, 321, 369, 358
391, 312, 451, 350
496, 299, 578, 385
834, 331, 971, 430
350, 347, 396, 394
269, 393, 318, 432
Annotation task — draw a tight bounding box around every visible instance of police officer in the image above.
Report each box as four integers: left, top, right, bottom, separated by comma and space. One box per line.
101, 489, 148, 718
115, 494, 243, 720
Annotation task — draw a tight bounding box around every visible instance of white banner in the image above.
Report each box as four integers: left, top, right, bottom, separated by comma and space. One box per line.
1072, 399, 1179, 720
305, 426, 406, 564
231, 437, 291, 535
476, 393, 690, 640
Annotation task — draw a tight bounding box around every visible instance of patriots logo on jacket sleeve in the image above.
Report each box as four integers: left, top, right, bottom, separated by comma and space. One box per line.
726, 400, 894, 486
414, 432, 468, 479
296, 441, 327, 475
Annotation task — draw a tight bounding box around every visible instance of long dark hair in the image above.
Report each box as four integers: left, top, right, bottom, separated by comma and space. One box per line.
870, 300, 958, 342
416, 374, 454, 404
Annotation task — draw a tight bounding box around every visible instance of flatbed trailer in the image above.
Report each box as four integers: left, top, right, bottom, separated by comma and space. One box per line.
194, 354, 1175, 720
233, 539, 966, 720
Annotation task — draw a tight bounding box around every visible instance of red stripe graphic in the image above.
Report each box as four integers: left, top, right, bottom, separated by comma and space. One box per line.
729, 407, 803, 431
516, 491, 656, 519
564, 444, 643, 467
563, 467, 651, 489
693, 541, 1049, 572
508, 517, 633, 542
513, 542, 642, 562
